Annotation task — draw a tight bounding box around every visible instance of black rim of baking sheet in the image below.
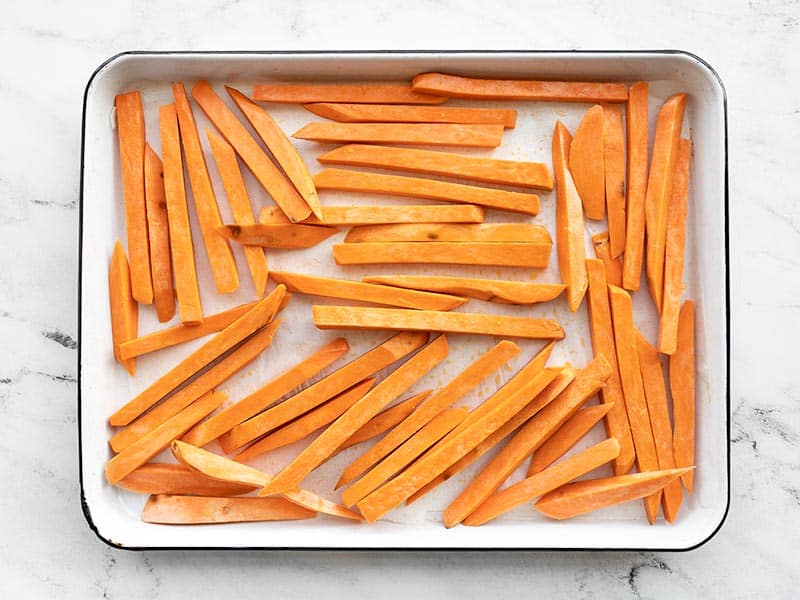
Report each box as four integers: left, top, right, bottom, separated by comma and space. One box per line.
78, 49, 730, 553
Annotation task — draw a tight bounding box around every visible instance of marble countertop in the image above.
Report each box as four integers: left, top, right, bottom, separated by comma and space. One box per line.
1, 0, 798, 597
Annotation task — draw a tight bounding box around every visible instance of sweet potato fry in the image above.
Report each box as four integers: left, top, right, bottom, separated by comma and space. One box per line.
569, 105, 605, 220
117, 463, 256, 496
622, 82, 650, 291
591, 232, 623, 287
608, 285, 661, 523
295, 122, 504, 148
268, 271, 467, 311
253, 83, 447, 104
259, 335, 449, 495
332, 242, 551, 268
465, 437, 620, 526
343, 223, 550, 244
321, 204, 484, 226
159, 103, 202, 324
305, 102, 517, 127
206, 129, 268, 296
534, 468, 693, 520
317, 144, 553, 190
553, 121, 587, 311
186, 338, 349, 449
218, 223, 337, 249
143, 145, 176, 322
671, 301, 696, 492
313, 169, 540, 215
172, 83, 239, 294
226, 86, 322, 220
115, 91, 153, 304
645, 94, 687, 310
108, 286, 286, 427
603, 104, 626, 258
363, 275, 565, 305
191, 81, 311, 223
109, 241, 138, 375
411, 73, 628, 103
142, 494, 316, 524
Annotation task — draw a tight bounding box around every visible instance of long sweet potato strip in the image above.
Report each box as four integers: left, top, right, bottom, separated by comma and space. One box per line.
109, 241, 138, 375
671, 301, 696, 492
295, 122, 503, 148
602, 104, 627, 257
411, 73, 628, 103
569, 105, 605, 220
142, 494, 315, 524
253, 83, 447, 105
115, 90, 153, 304
218, 223, 338, 249
321, 204, 485, 226
117, 463, 256, 496
591, 232, 623, 288
333, 242, 551, 268
344, 223, 550, 244
143, 145, 176, 322
305, 103, 517, 127
622, 82, 649, 291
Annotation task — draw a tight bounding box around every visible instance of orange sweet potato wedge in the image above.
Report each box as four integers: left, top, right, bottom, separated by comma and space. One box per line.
569, 105, 606, 220
217, 223, 338, 249
622, 82, 650, 291
116, 463, 256, 497
141, 495, 316, 524
143, 145, 176, 322
671, 301, 696, 492
591, 232, 623, 288
333, 241, 550, 268
108, 241, 138, 375
253, 82, 447, 104
603, 104, 627, 257
322, 204, 485, 226
294, 122, 504, 148
304, 103, 517, 127
344, 223, 550, 244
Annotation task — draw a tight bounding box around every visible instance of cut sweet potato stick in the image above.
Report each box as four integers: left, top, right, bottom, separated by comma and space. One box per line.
411, 73, 628, 103
143, 145, 176, 322
232, 379, 376, 462
268, 271, 467, 311
294, 122, 504, 148
109, 241, 138, 376
442, 355, 611, 528
337, 340, 521, 489
313, 305, 565, 340
115, 91, 153, 304
189, 81, 311, 223
671, 301, 696, 492
318, 144, 553, 190
322, 204, 484, 226
259, 335, 449, 495
527, 403, 614, 476
305, 103, 517, 127
253, 83, 447, 105
110, 320, 280, 453
343, 408, 469, 507
363, 275, 565, 305
659, 138, 692, 355
637, 333, 683, 522
186, 338, 350, 449
569, 105, 606, 220
105, 390, 225, 485
603, 104, 626, 258
206, 129, 268, 296
592, 232, 623, 288
171, 441, 361, 520
534, 467, 693, 520
119, 301, 258, 360
108, 286, 286, 427
142, 494, 316, 524
173, 83, 239, 294
313, 169, 539, 215
466, 437, 621, 526
226, 86, 322, 220
645, 93, 687, 310
217, 223, 338, 249
222, 332, 429, 452
344, 223, 551, 244
357, 367, 560, 522
158, 103, 202, 324
334, 390, 432, 454
117, 463, 257, 496
333, 242, 551, 268
608, 285, 661, 523
622, 82, 650, 291
553, 121, 588, 312
585, 259, 634, 475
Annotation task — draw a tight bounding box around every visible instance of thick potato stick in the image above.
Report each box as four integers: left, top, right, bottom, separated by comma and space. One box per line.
143, 145, 176, 322
109, 241, 138, 375
344, 223, 550, 244
332, 242, 551, 268
294, 122, 504, 148
305, 102, 517, 127
622, 82, 650, 291
253, 83, 447, 104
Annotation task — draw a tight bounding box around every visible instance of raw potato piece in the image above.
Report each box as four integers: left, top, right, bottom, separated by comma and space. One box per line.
159, 103, 203, 324
591, 232, 623, 288
115, 90, 153, 304
143, 145, 176, 322
553, 121, 588, 312
226, 86, 322, 220
671, 301, 696, 492
141, 495, 316, 524
317, 144, 553, 190
268, 271, 467, 311
322, 205, 485, 226
117, 463, 257, 496
333, 242, 551, 268
218, 223, 338, 249
172, 83, 239, 294
304, 103, 517, 127
411, 73, 629, 103
603, 104, 627, 257
108, 241, 138, 375
253, 83, 448, 104
313, 169, 540, 215
534, 468, 692, 520
294, 122, 504, 148
622, 81, 650, 291
363, 275, 565, 305
569, 105, 606, 220
344, 223, 551, 244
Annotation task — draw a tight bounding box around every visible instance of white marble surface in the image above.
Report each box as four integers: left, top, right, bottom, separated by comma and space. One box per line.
0, 0, 798, 597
